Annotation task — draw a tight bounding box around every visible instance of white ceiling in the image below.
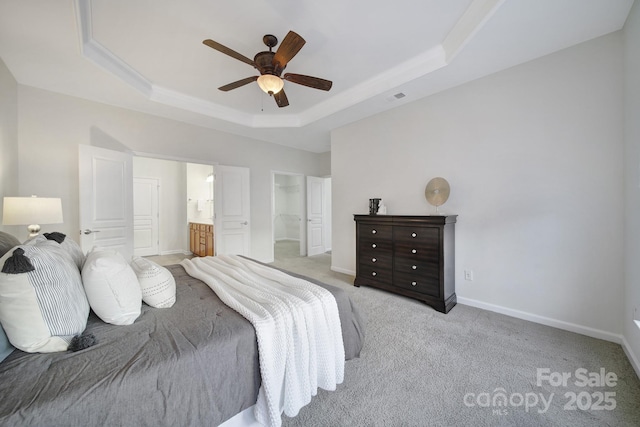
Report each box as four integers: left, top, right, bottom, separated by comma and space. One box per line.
0, 0, 634, 152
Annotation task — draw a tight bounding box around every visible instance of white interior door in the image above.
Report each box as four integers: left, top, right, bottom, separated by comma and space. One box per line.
78, 145, 133, 260
306, 176, 326, 256
214, 165, 250, 256
133, 177, 159, 257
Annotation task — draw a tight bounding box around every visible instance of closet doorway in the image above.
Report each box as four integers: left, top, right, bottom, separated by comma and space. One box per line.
273, 173, 305, 260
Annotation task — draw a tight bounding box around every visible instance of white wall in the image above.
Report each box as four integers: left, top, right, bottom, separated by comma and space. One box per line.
0, 57, 18, 233
15, 85, 329, 261
332, 33, 624, 339
623, 0, 640, 373
133, 156, 188, 254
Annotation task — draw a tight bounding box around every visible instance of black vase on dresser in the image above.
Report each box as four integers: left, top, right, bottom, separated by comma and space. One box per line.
354, 215, 457, 313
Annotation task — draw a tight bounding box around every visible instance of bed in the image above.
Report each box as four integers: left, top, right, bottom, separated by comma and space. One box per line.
0, 236, 365, 427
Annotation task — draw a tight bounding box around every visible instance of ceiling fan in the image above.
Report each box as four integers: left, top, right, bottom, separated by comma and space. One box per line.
202, 31, 332, 108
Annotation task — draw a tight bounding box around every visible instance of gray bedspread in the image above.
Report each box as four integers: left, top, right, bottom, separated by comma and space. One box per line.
0, 263, 364, 427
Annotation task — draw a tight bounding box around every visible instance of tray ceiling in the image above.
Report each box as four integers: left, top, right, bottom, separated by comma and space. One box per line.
0, 0, 633, 152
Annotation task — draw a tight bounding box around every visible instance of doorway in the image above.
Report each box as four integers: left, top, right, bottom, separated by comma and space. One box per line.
271, 173, 332, 262
132, 157, 214, 257
273, 173, 304, 260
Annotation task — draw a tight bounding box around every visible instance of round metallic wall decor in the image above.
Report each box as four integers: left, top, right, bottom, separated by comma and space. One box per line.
425, 177, 450, 211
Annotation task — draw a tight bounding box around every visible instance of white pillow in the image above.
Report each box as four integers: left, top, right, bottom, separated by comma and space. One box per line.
81, 249, 142, 325
0, 242, 90, 353
130, 256, 176, 308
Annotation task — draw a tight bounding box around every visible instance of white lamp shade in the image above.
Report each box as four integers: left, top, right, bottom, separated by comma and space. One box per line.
2, 196, 64, 226
257, 74, 284, 95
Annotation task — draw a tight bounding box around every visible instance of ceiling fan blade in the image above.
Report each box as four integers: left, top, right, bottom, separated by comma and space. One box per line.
273, 31, 306, 73
274, 90, 289, 108
218, 76, 258, 92
203, 39, 255, 67
283, 73, 332, 91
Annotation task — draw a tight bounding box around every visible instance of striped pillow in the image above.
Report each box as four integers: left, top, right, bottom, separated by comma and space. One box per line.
0, 242, 90, 353
25, 233, 86, 271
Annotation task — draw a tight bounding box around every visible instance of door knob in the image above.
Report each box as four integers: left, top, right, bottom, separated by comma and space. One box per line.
81, 229, 101, 235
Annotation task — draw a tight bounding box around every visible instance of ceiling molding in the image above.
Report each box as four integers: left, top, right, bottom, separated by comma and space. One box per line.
443, 0, 507, 62
74, 0, 502, 129
75, 0, 152, 97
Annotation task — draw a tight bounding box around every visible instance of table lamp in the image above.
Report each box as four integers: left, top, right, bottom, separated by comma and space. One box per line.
2, 196, 64, 237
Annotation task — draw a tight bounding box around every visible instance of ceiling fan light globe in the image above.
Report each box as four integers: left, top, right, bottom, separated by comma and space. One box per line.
257, 74, 284, 95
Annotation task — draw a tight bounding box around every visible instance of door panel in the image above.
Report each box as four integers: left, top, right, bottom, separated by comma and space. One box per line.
214, 165, 250, 256
133, 177, 159, 256
306, 176, 325, 256
79, 145, 133, 260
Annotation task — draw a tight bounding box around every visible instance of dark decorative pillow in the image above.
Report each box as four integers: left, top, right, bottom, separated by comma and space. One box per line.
0, 231, 20, 258
43, 232, 66, 244
1, 248, 35, 274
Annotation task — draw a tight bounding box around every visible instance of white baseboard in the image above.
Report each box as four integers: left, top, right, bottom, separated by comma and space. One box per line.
621, 335, 640, 379
457, 296, 623, 344
159, 249, 191, 256
274, 238, 300, 242
331, 265, 355, 276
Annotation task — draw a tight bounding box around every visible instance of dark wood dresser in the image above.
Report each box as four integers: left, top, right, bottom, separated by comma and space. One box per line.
354, 215, 457, 313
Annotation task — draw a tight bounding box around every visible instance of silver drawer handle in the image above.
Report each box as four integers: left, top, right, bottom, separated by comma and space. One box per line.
372, 229, 377, 234
372, 243, 377, 248
412, 265, 417, 270
412, 249, 417, 254
411, 281, 417, 286
411, 232, 417, 238
372, 258, 377, 262
372, 272, 377, 277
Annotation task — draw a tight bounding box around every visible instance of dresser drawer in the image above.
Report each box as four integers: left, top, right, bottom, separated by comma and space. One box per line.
393, 272, 440, 297
358, 263, 392, 286
358, 223, 393, 240
393, 226, 439, 246
394, 257, 439, 279
393, 244, 439, 261
359, 239, 392, 252
358, 250, 392, 269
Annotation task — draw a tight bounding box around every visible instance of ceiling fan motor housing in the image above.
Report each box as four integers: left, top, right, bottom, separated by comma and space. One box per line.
254, 51, 278, 76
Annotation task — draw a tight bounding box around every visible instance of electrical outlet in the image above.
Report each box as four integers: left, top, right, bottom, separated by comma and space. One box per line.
464, 269, 474, 281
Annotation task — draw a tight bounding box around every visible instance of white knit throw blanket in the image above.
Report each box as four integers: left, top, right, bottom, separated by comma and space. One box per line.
180, 255, 345, 427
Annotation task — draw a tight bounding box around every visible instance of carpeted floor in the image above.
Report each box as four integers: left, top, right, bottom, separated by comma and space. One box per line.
271, 241, 640, 427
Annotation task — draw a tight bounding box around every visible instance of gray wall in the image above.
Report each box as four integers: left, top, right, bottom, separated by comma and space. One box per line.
0, 57, 18, 232
332, 33, 624, 342
623, 0, 640, 374
14, 86, 329, 261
